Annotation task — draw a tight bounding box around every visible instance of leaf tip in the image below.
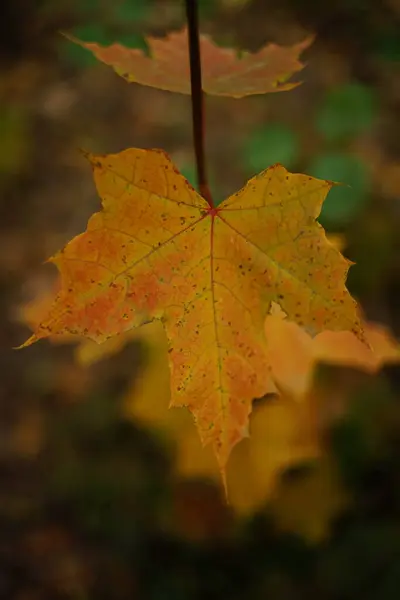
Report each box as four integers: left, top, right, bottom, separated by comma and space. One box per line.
14, 334, 39, 350
60, 31, 86, 51
78, 148, 104, 171
78, 147, 92, 161
297, 33, 316, 53
59, 30, 72, 41
220, 467, 230, 504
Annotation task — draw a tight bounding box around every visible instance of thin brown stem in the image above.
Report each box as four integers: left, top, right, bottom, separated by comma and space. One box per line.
185, 0, 213, 207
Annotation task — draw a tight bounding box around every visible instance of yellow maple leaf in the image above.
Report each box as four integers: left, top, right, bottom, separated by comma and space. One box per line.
20, 148, 362, 481
66, 28, 313, 98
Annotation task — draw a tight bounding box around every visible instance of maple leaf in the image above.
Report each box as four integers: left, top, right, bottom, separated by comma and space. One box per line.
65, 27, 314, 98
20, 148, 362, 479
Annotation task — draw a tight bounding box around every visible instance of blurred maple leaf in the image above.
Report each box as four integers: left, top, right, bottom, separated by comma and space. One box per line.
121, 309, 398, 518
20, 148, 362, 483
265, 302, 400, 398
268, 458, 348, 542
65, 27, 313, 97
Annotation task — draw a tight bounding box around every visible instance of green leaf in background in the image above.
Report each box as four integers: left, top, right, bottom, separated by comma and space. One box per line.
198, 0, 217, 17
61, 23, 148, 67
112, 32, 149, 51
243, 124, 299, 174
114, 0, 150, 22
180, 164, 197, 189
307, 153, 369, 226
61, 24, 113, 67
316, 83, 376, 142
373, 29, 400, 62
75, 0, 150, 22
180, 163, 222, 205
76, 0, 102, 15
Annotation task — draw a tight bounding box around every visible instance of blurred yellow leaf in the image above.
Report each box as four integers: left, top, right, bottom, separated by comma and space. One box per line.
269, 458, 348, 542
226, 391, 321, 513
326, 232, 345, 251
265, 302, 400, 398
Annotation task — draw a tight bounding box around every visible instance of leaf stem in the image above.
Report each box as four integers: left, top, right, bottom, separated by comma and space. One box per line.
185, 0, 213, 207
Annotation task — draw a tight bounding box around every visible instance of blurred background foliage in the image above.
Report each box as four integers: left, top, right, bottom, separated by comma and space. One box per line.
1, 0, 400, 598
